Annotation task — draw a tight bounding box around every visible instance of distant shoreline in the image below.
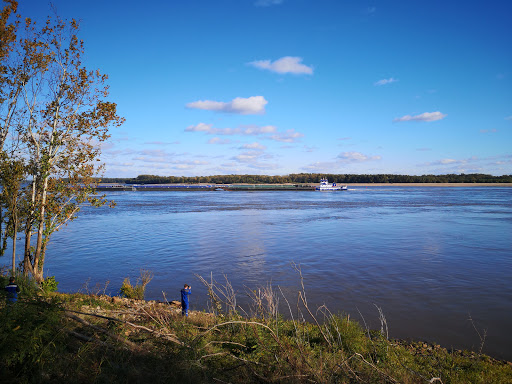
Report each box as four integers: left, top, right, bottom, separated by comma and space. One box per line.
95, 182, 512, 192
346, 183, 512, 187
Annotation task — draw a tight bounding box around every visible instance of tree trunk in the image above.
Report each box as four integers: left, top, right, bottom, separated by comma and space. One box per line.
23, 226, 32, 277
11, 214, 16, 275
33, 174, 49, 283
23, 178, 37, 278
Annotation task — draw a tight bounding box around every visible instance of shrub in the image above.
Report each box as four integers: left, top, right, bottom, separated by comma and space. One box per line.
119, 270, 153, 300
41, 275, 59, 293
0, 297, 65, 379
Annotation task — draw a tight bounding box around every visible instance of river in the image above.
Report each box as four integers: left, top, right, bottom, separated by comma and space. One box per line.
37, 186, 512, 360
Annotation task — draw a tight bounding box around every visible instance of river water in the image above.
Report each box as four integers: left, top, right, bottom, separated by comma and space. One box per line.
39, 186, 512, 360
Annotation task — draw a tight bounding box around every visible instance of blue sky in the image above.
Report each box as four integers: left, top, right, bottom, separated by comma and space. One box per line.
21, 0, 512, 177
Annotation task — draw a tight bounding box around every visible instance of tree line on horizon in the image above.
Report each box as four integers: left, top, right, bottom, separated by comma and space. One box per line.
99, 173, 512, 185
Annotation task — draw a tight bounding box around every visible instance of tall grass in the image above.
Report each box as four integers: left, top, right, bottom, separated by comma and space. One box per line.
0, 268, 510, 383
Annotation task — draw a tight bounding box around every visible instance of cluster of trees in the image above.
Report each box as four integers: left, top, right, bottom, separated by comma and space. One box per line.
101, 173, 512, 185
0, 1, 123, 282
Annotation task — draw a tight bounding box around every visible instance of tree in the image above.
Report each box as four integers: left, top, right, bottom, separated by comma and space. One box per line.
0, 1, 123, 283
0, 152, 25, 274
19, 14, 123, 282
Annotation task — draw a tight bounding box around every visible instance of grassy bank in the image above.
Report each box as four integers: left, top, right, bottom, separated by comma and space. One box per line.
1, 275, 511, 383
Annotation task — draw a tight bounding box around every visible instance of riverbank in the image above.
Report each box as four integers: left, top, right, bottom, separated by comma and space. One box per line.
2, 283, 511, 383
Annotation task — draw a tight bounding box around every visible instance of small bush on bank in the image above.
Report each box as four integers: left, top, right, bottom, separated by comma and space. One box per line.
119, 269, 153, 300
41, 276, 59, 293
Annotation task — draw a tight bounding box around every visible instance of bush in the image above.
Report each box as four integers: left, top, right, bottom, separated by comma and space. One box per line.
119, 270, 153, 300
41, 276, 59, 293
0, 297, 65, 379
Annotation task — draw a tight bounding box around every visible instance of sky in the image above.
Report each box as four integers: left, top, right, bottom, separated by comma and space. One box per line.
20, 0, 512, 177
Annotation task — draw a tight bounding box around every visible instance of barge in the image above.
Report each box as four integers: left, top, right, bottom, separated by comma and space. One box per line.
95, 183, 316, 191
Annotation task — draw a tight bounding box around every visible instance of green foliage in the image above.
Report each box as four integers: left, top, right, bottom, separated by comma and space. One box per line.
119, 270, 153, 300
120, 278, 145, 300
40, 275, 59, 293
0, 297, 66, 380
0, 0, 124, 284
0, 283, 510, 383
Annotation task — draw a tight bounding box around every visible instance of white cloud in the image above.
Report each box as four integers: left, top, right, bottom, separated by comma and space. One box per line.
242, 125, 277, 135
186, 96, 267, 115
254, 0, 283, 6
185, 122, 213, 132
233, 151, 262, 163
374, 77, 398, 86
144, 140, 180, 145
242, 142, 266, 150
302, 161, 339, 172
439, 159, 458, 164
421, 157, 478, 167
270, 129, 304, 143
229, 146, 278, 171
337, 151, 381, 163
247, 163, 280, 170
173, 164, 195, 170
211, 128, 241, 135
505, 116, 512, 120
480, 129, 497, 133
208, 137, 231, 145
186, 123, 278, 136
248, 56, 313, 75
393, 111, 447, 122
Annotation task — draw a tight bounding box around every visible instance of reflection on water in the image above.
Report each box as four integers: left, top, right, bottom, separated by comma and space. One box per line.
28, 187, 512, 360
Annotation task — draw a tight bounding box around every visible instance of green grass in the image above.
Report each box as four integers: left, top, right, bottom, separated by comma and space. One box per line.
0, 277, 511, 383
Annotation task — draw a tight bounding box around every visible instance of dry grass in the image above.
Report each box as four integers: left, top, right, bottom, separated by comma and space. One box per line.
1, 272, 511, 383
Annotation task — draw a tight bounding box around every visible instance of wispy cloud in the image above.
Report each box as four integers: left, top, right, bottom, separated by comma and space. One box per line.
393, 111, 447, 122
270, 129, 304, 143
186, 123, 278, 136
144, 141, 180, 145
186, 96, 267, 115
241, 142, 267, 150
374, 77, 398, 86
248, 56, 313, 75
241, 125, 277, 135
208, 137, 231, 145
302, 151, 381, 173
302, 161, 339, 172
421, 156, 479, 168
230, 148, 278, 170
185, 122, 213, 132
232, 150, 264, 163
186, 123, 303, 143
254, 0, 283, 7
480, 129, 497, 133
337, 151, 381, 163
505, 116, 512, 120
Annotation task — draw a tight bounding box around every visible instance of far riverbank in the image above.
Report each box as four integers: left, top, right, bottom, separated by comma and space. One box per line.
346, 183, 512, 187
95, 182, 512, 191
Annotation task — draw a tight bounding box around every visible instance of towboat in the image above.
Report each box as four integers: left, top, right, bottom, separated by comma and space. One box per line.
316, 178, 347, 191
